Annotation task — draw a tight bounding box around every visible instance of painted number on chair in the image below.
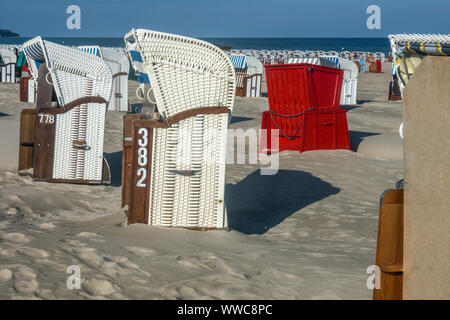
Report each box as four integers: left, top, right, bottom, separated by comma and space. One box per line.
136, 128, 148, 187
38, 114, 55, 124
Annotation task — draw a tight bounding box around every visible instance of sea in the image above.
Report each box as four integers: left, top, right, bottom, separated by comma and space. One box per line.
0, 37, 391, 54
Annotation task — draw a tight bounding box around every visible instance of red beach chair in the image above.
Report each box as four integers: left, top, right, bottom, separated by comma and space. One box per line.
260, 63, 350, 153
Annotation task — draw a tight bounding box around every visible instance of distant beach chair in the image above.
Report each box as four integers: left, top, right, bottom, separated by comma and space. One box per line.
229, 53, 263, 97
388, 33, 450, 92
374, 52, 386, 62
123, 29, 235, 229
229, 53, 249, 96
19, 37, 113, 184
0, 48, 17, 64
287, 57, 338, 68
245, 56, 263, 97
260, 63, 350, 154
79, 46, 130, 111
0, 48, 17, 83
322, 56, 359, 105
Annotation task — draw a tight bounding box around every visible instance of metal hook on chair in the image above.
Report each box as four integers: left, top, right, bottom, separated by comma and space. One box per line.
146, 87, 157, 105
45, 72, 53, 85
136, 85, 145, 100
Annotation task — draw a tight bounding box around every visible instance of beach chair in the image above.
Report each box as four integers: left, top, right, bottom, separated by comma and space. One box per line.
0, 62, 16, 83
20, 37, 113, 184
322, 56, 359, 105
229, 53, 248, 97
123, 29, 235, 229
260, 63, 350, 154
79, 46, 130, 112
388, 34, 450, 92
0, 48, 16, 83
101, 48, 129, 111
232, 55, 263, 98
0, 48, 17, 64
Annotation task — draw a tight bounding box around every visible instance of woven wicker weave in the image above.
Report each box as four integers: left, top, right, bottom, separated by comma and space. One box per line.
22, 37, 112, 183
125, 29, 235, 117
124, 29, 235, 228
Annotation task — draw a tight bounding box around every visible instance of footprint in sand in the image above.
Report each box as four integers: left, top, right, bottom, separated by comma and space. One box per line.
13, 267, 39, 295
0, 268, 12, 281
76, 232, 102, 238
36, 223, 55, 230
18, 247, 50, 259
124, 246, 157, 257
72, 247, 104, 267
1, 233, 32, 243
83, 278, 116, 296
5, 207, 18, 216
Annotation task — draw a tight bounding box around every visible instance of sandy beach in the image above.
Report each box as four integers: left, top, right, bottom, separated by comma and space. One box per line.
0, 62, 404, 299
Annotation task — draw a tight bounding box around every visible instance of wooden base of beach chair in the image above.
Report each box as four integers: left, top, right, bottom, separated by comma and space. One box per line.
18, 98, 111, 185
18, 109, 36, 172
373, 189, 404, 300
20, 77, 30, 102
235, 69, 248, 97
121, 113, 148, 209
123, 107, 229, 228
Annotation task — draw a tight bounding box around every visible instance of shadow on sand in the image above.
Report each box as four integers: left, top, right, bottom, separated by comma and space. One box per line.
349, 130, 380, 152
341, 104, 363, 112
104, 151, 122, 187
230, 116, 254, 125
225, 169, 340, 234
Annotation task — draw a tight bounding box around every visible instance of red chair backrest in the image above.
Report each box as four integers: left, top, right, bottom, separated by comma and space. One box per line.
264, 63, 343, 115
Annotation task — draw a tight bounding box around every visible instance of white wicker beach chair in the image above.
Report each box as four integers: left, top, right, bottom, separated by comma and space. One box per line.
123, 29, 235, 229
245, 56, 263, 97
101, 48, 129, 111
322, 56, 359, 105
0, 48, 16, 83
22, 37, 113, 183
79, 46, 130, 112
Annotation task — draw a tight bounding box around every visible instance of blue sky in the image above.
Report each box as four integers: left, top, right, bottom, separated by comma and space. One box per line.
1, 0, 449, 38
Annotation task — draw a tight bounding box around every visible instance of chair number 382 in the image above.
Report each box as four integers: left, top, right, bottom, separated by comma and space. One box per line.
136, 128, 148, 187
38, 114, 55, 124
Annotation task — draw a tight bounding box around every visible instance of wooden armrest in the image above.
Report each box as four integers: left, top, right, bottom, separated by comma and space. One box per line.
380, 264, 403, 273
113, 72, 128, 78
37, 96, 107, 114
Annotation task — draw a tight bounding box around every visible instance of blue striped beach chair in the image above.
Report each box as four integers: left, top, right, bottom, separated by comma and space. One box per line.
321, 56, 359, 105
